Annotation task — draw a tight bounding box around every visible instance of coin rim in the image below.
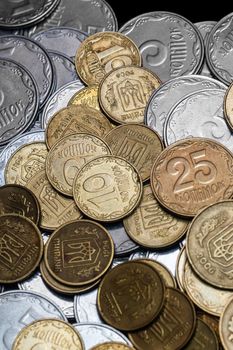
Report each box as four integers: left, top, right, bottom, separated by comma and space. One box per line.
219, 295, 233, 349
224, 81, 233, 131
67, 85, 99, 107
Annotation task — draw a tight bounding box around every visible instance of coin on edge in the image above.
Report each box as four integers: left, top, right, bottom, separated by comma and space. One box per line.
183, 318, 219, 349
141, 259, 177, 288
224, 81, 233, 130
220, 296, 233, 350
68, 85, 100, 110
175, 245, 186, 292
90, 343, 135, 350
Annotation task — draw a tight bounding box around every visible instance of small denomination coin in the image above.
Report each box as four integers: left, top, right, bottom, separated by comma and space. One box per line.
68, 85, 100, 110
104, 124, 163, 181
99, 66, 161, 124
12, 318, 84, 350
75, 32, 141, 85
220, 296, 233, 349
141, 259, 177, 288
197, 311, 222, 349
128, 287, 196, 350
183, 318, 219, 349
90, 344, 135, 350
224, 81, 233, 130
175, 246, 186, 291
73, 155, 142, 222
0, 214, 43, 283
151, 138, 233, 217
97, 260, 165, 331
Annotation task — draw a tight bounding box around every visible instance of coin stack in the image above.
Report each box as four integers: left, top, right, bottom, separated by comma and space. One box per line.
1, 1, 233, 349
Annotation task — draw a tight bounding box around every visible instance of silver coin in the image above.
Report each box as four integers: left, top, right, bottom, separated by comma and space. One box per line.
129, 250, 148, 260
73, 323, 131, 349
0, 35, 53, 108
119, 11, 204, 82
41, 80, 84, 128
0, 290, 66, 350
0, 130, 44, 186
145, 75, 227, 138
0, 285, 4, 293
164, 89, 233, 152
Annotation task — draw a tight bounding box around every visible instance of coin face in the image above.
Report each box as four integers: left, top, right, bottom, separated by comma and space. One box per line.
224, 81, 233, 130
46, 133, 111, 196
75, 32, 141, 85
183, 318, 219, 349
68, 86, 100, 110
12, 319, 84, 350
105, 124, 163, 181
151, 138, 233, 217
141, 259, 177, 288
45, 220, 114, 286
99, 66, 161, 124
90, 344, 135, 350
197, 311, 222, 349
0, 214, 43, 283
220, 297, 233, 349
73, 155, 142, 222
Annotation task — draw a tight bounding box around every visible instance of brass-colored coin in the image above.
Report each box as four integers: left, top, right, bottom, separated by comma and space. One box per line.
45, 105, 112, 149
183, 318, 219, 349
68, 85, 100, 110
141, 259, 177, 288
224, 81, 233, 130
220, 296, 233, 350
5, 142, 47, 186
46, 133, 111, 197
104, 124, 163, 181
73, 155, 142, 222
90, 343, 135, 350
0, 214, 43, 284
99, 66, 161, 124
97, 260, 165, 331
75, 31, 141, 85
187, 200, 233, 289
197, 311, 222, 349
45, 219, 114, 286
176, 245, 186, 292
128, 287, 196, 350
123, 185, 188, 248
12, 318, 84, 350
151, 138, 233, 217
0, 184, 40, 225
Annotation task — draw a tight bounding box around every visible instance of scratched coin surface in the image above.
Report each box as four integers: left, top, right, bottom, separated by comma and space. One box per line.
104, 124, 163, 181
220, 296, 233, 350
0, 214, 43, 283
99, 66, 161, 124
97, 261, 165, 331
183, 318, 219, 349
224, 81, 233, 130
90, 344, 135, 350
68, 86, 100, 110
73, 155, 142, 222
151, 138, 233, 217
75, 31, 141, 85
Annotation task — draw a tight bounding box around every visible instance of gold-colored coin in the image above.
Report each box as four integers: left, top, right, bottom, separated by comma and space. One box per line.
46, 133, 111, 197
183, 318, 219, 349
12, 318, 84, 350
97, 260, 165, 331
0, 214, 43, 284
99, 66, 161, 124
45, 105, 112, 149
141, 259, 177, 288
5, 142, 47, 186
220, 296, 233, 349
224, 81, 233, 130
75, 31, 141, 85
45, 219, 114, 286
73, 155, 142, 222
104, 124, 163, 181
124, 185, 188, 248
197, 311, 222, 349
175, 245, 186, 292
68, 85, 100, 110
90, 344, 135, 350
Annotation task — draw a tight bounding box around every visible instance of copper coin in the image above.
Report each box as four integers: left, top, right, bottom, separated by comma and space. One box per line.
97, 260, 165, 331
183, 318, 219, 349
151, 137, 233, 217
104, 124, 163, 182
99, 66, 161, 124
45, 219, 114, 286
68, 85, 100, 110
220, 296, 233, 349
224, 81, 233, 130
141, 259, 177, 288
197, 311, 222, 349
90, 344, 135, 350
0, 214, 43, 284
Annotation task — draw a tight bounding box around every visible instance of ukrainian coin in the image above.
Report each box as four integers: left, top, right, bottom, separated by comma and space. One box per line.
90, 344, 134, 350
141, 259, 177, 287
224, 81, 233, 130
119, 11, 204, 82
12, 319, 84, 350
105, 124, 163, 181
97, 260, 165, 331
0, 36, 53, 108
147, 247, 182, 277
183, 318, 219, 349
151, 138, 233, 217
73, 155, 142, 222
76, 32, 141, 85
124, 185, 188, 248
145, 75, 226, 138
68, 86, 100, 110
0, 59, 39, 146
99, 66, 160, 124
176, 246, 186, 291
197, 311, 222, 349
128, 287, 196, 350
220, 296, 233, 349
46, 105, 112, 149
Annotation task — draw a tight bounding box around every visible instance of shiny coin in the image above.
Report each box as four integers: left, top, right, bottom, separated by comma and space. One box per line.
224, 81, 233, 130
97, 260, 165, 331
151, 138, 233, 217
68, 86, 100, 110
73, 155, 142, 222
99, 66, 161, 124
183, 318, 219, 349
220, 296, 233, 349
141, 259, 177, 287
75, 32, 141, 85
176, 245, 186, 291
90, 344, 135, 350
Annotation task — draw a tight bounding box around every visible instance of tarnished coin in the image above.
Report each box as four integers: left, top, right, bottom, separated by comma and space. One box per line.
68, 86, 100, 110
123, 185, 188, 248
104, 124, 163, 181
45, 219, 114, 286
75, 32, 141, 85
98, 260, 165, 331
220, 296, 233, 349
128, 287, 196, 350
197, 311, 222, 349
151, 138, 233, 217
99, 66, 161, 124
183, 318, 219, 349
12, 319, 84, 350
73, 155, 142, 222
224, 81, 233, 130
141, 259, 177, 288
90, 344, 135, 350
46, 105, 112, 149
176, 246, 186, 291
0, 214, 43, 283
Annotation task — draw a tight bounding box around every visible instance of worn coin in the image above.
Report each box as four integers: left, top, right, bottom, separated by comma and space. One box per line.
176, 245, 186, 291
183, 318, 219, 349
224, 81, 233, 130
197, 311, 222, 349
90, 344, 135, 350
141, 259, 177, 287
220, 296, 233, 349
68, 85, 100, 110
151, 138, 233, 217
